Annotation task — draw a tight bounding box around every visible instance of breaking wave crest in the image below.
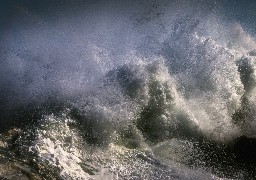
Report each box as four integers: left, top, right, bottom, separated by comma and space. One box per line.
1, 0, 256, 179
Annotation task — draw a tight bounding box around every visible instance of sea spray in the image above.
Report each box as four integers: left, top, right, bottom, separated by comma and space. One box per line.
1, 0, 256, 179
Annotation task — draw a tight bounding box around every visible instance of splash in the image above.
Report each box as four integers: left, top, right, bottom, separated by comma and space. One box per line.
1, 0, 256, 179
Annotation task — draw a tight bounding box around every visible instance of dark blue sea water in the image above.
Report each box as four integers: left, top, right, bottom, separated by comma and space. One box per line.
0, 0, 256, 179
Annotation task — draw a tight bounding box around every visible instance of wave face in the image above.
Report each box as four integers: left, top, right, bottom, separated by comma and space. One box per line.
1, 0, 256, 179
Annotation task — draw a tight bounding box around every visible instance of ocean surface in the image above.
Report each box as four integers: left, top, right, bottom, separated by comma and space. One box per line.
1, 0, 256, 179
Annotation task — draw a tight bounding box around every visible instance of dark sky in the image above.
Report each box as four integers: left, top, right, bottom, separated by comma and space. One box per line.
0, 0, 256, 131
222, 0, 256, 35
0, 0, 256, 33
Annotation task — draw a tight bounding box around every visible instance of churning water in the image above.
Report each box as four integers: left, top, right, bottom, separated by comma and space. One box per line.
1, 0, 256, 179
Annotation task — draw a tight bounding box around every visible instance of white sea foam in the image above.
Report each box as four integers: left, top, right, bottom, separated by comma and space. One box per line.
1, 0, 256, 179
29, 115, 91, 179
